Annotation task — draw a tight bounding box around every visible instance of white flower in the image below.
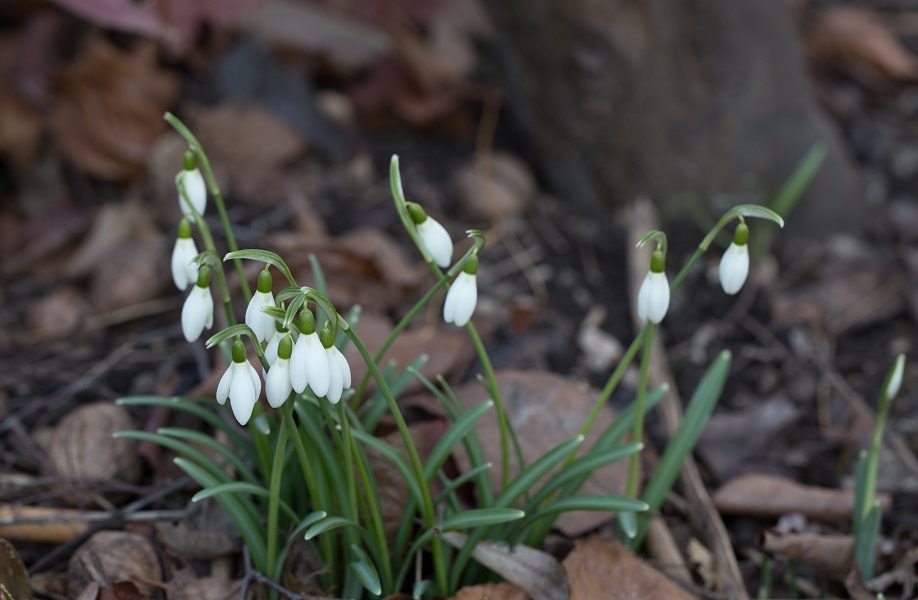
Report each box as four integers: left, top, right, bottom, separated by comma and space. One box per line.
637, 271, 670, 324
176, 168, 207, 221
719, 242, 749, 295
264, 327, 283, 366
887, 354, 905, 399
326, 346, 351, 404
217, 356, 262, 425
443, 271, 477, 327
245, 291, 275, 343
170, 236, 198, 291
417, 216, 453, 268
290, 330, 330, 397
181, 273, 214, 342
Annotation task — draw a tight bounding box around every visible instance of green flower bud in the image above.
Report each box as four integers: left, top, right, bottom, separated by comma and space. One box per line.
177, 218, 192, 239
733, 221, 750, 246
407, 202, 428, 224
297, 308, 316, 335
257, 269, 273, 293
183, 150, 197, 171
231, 338, 246, 363
650, 250, 665, 274
319, 322, 334, 349
462, 254, 479, 275
196, 265, 211, 288
277, 334, 293, 360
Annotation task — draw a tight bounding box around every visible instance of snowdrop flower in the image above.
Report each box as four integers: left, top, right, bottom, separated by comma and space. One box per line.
719, 222, 750, 295
181, 266, 214, 342
266, 335, 293, 408
176, 151, 207, 221
290, 309, 330, 397
217, 339, 262, 425
637, 250, 670, 324
443, 255, 478, 327
408, 202, 453, 268
886, 354, 905, 400
170, 218, 198, 291
245, 269, 275, 343
264, 322, 287, 367
322, 324, 352, 404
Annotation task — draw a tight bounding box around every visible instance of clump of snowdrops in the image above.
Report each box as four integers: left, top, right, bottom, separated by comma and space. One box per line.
118, 113, 790, 599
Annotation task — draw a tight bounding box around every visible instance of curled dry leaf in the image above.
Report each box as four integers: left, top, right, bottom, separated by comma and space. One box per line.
47, 403, 141, 486
68, 531, 160, 597
154, 521, 237, 560
50, 38, 179, 180
761, 531, 853, 576
453, 370, 628, 536
0, 538, 31, 600
449, 582, 529, 600
807, 7, 918, 81
712, 473, 891, 521
563, 535, 697, 600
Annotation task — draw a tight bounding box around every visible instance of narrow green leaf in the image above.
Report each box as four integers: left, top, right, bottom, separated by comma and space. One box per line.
618, 511, 638, 539
435, 463, 494, 506
305, 516, 359, 541
440, 508, 525, 531
262, 306, 286, 322
496, 435, 585, 507
117, 395, 250, 451
205, 323, 259, 349
287, 511, 327, 543
349, 545, 382, 596
854, 502, 881, 579
412, 580, 430, 599
224, 249, 297, 286
635, 350, 731, 545
158, 427, 259, 484
350, 428, 425, 508
635, 229, 667, 249
424, 400, 493, 481
283, 293, 308, 328
531, 495, 648, 520
191, 482, 298, 522
732, 204, 784, 228
853, 449, 869, 535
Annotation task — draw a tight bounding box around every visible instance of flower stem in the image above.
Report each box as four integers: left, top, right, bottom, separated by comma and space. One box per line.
266, 421, 289, 591
627, 323, 655, 497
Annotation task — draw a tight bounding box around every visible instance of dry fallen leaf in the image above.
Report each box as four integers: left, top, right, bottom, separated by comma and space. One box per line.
47, 403, 141, 486
165, 567, 243, 600
0, 91, 42, 169
449, 582, 529, 600
68, 531, 161, 597
761, 530, 854, 576
0, 538, 31, 600
712, 473, 891, 521
50, 38, 179, 180
563, 535, 697, 600
807, 7, 918, 81
453, 370, 629, 535
154, 520, 237, 560
453, 153, 536, 222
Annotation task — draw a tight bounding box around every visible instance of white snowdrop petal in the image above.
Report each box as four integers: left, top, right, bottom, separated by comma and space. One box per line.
181, 286, 212, 342
245, 291, 275, 342
265, 331, 281, 366
247, 362, 262, 400
290, 335, 309, 393
646, 272, 670, 324
171, 238, 197, 290
718, 243, 749, 295
216, 364, 233, 405
418, 217, 454, 268
336, 348, 352, 389
451, 273, 478, 327
305, 333, 331, 397
326, 348, 343, 404
266, 358, 291, 408
177, 169, 207, 220
636, 273, 651, 322
887, 357, 904, 399
229, 366, 258, 425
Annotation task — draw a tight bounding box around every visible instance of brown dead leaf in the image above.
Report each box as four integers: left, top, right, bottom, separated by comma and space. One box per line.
807, 7, 918, 81
453, 153, 536, 222
449, 583, 529, 600
0, 91, 42, 169
25, 286, 90, 338
47, 403, 141, 486
64, 201, 157, 279
713, 473, 891, 522
166, 567, 243, 600
154, 521, 237, 560
563, 535, 697, 600
453, 371, 628, 535
68, 531, 161, 597
0, 538, 31, 600
98, 581, 144, 600
761, 531, 853, 576
50, 38, 179, 180
90, 230, 168, 311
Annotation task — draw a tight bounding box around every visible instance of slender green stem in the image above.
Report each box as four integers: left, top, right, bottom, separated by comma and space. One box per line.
165, 112, 251, 301
581, 333, 644, 444
345, 329, 448, 596
266, 422, 289, 590
627, 324, 654, 497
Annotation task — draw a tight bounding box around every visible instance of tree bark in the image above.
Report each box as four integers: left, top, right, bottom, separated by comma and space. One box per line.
485, 0, 862, 233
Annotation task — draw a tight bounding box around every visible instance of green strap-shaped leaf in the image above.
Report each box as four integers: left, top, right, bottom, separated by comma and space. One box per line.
350, 428, 425, 508
191, 482, 298, 523
424, 400, 493, 481
117, 395, 250, 451
349, 544, 382, 596
305, 516, 359, 541
439, 508, 525, 532
204, 323, 260, 349
224, 249, 297, 286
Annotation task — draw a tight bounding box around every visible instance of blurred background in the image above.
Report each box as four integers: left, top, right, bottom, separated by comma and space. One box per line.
2, 0, 918, 598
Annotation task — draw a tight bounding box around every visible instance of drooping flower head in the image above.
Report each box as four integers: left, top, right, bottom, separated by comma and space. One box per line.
637, 250, 669, 324
170, 218, 199, 291
320, 322, 351, 404
245, 269, 275, 343
264, 320, 288, 367
216, 338, 262, 425
290, 308, 330, 397
443, 255, 478, 327
266, 334, 293, 408
176, 150, 207, 221
181, 266, 214, 342
719, 221, 750, 296
408, 202, 453, 268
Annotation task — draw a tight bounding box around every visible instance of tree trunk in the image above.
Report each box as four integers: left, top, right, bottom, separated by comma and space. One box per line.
485, 0, 861, 233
